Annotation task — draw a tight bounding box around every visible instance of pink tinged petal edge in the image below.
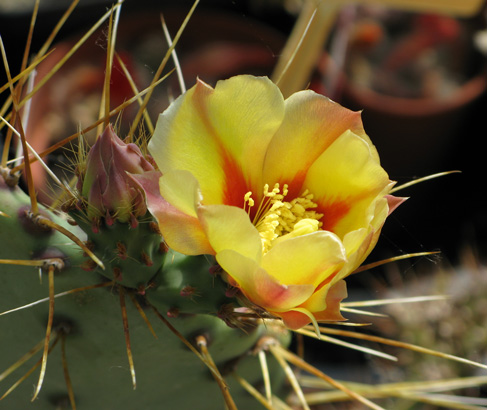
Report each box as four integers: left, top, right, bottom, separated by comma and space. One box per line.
129, 171, 213, 255
340, 194, 406, 277
338, 199, 389, 283
278, 280, 347, 330
302, 276, 347, 320
216, 249, 315, 311
387, 194, 407, 215
158, 170, 202, 218
312, 280, 348, 322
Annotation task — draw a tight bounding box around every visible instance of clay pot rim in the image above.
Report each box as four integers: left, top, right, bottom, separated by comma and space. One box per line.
344, 71, 487, 117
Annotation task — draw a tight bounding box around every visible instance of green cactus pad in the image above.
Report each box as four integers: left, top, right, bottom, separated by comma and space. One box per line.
1, 180, 290, 409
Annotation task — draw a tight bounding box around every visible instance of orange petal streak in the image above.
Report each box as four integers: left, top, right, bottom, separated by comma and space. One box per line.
220, 150, 250, 208
317, 198, 351, 233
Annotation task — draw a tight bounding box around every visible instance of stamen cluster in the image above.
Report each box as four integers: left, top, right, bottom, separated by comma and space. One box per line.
244, 183, 323, 253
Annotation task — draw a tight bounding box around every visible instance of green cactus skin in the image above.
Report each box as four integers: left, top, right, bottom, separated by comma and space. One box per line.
0, 179, 290, 409
70, 210, 167, 291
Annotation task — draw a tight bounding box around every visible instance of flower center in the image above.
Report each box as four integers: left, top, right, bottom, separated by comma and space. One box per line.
244, 183, 323, 253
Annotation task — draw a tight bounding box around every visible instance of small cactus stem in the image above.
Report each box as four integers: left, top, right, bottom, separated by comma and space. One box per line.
0, 331, 62, 401
119, 286, 137, 389
127, 292, 158, 339
32, 264, 55, 401
195, 335, 237, 410
60, 333, 77, 410
27, 211, 105, 270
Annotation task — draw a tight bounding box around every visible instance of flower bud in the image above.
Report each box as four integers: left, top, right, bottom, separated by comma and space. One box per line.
81, 125, 154, 223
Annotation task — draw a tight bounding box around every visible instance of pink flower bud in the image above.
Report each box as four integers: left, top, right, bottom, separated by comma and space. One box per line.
81, 125, 154, 223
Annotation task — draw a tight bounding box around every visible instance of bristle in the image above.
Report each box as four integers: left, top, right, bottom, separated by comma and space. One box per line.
119, 286, 136, 389
31, 265, 56, 401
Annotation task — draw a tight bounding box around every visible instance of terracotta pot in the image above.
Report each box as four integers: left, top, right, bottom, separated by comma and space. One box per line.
326, 7, 487, 177
341, 72, 487, 177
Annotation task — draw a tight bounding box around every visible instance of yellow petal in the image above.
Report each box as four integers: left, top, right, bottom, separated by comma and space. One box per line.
149, 80, 226, 204
262, 91, 369, 197
308, 280, 348, 321
285, 308, 320, 333
216, 250, 315, 311
198, 204, 263, 262
158, 171, 213, 255
159, 170, 202, 218
204, 76, 284, 203
131, 170, 212, 255
155, 205, 213, 256
278, 280, 347, 329
304, 130, 390, 238
149, 76, 284, 206
336, 195, 390, 280
261, 231, 346, 287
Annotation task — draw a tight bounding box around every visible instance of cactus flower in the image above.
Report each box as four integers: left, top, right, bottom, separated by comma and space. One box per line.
81, 124, 154, 225
147, 75, 403, 329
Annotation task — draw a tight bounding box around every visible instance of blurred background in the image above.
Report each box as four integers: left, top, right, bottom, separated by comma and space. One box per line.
1, 0, 487, 407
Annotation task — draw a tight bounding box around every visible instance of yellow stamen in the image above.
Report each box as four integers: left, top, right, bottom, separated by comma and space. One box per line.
246, 183, 323, 253
243, 191, 254, 215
